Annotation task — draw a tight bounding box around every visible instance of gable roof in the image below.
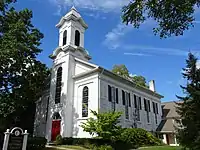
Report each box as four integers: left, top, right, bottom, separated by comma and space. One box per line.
73, 59, 163, 99
162, 101, 181, 119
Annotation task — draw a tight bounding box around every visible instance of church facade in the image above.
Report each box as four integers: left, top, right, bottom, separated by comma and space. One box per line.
34, 7, 163, 142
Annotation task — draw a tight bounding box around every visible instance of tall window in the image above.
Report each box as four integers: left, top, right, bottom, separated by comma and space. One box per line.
63, 30, 67, 46
55, 67, 62, 104
122, 90, 125, 105
82, 86, 89, 117
75, 30, 80, 46
108, 85, 112, 102
134, 95, 137, 108
125, 92, 129, 119
116, 88, 118, 104
128, 93, 131, 107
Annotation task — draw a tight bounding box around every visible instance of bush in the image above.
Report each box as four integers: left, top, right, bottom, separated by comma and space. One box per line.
55, 135, 63, 145
27, 137, 47, 150
119, 128, 161, 148
62, 137, 111, 147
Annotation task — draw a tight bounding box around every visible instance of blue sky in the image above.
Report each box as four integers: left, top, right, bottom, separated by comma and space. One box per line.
15, 0, 200, 102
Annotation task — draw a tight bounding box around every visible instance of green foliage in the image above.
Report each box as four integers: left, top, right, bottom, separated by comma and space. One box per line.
27, 137, 47, 150
119, 128, 161, 148
0, 0, 49, 130
176, 53, 200, 150
132, 75, 148, 88
55, 135, 63, 145
111, 64, 129, 78
81, 110, 122, 141
122, 0, 199, 38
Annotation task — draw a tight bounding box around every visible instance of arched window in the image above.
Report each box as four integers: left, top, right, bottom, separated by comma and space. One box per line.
82, 86, 89, 117
55, 67, 62, 104
75, 30, 80, 46
63, 30, 67, 46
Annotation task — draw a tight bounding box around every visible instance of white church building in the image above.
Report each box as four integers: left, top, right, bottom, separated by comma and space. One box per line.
34, 7, 164, 142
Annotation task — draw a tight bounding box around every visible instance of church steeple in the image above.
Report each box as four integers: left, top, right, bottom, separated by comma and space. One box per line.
56, 6, 88, 48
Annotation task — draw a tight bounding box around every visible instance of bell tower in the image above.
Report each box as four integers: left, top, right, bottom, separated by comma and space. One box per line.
56, 6, 88, 48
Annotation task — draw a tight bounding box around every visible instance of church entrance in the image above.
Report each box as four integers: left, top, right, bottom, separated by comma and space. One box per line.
51, 112, 61, 141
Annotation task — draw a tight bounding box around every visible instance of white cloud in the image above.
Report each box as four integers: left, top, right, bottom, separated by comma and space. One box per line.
196, 60, 200, 69
124, 45, 200, 57
124, 52, 152, 56
49, 0, 129, 14
103, 23, 133, 49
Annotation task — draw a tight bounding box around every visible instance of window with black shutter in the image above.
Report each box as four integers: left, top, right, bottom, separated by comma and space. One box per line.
108, 85, 112, 102
147, 100, 151, 112
122, 90, 125, 105
116, 88, 118, 104
139, 97, 142, 110
55, 67, 62, 104
152, 102, 155, 113
134, 95, 137, 108
82, 86, 89, 117
144, 98, 147, 111
156, 103, 159, 114
128, 93, 131, 107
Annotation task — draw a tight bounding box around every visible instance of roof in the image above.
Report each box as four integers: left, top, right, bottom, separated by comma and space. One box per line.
156, 101, 182, 132
56, 6, 88, 29
156, 119, 177, 133
73, 59, 164, 99
162, 101, 181, 119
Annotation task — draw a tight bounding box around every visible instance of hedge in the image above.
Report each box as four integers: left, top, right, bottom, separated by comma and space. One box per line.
27, 137, 47, 150
58, 128, 161, 150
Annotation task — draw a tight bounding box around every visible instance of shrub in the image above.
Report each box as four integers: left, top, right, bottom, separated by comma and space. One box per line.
55, 135, 63, 145
27, 137, 47, 150
62, 137, 111, 147
120, 128, 161, 148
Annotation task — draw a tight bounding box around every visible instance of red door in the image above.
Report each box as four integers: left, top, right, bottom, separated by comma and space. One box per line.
51, 120, 61, 141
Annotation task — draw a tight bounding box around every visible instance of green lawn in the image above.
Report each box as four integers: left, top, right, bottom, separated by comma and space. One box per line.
44, 145, 181, 150
139, 146, 181, 150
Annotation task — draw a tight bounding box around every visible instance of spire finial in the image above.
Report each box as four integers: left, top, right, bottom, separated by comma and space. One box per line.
71, 5, 77, 11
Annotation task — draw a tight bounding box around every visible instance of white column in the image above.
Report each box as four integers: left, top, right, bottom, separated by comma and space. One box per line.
162, 134, 167, 144
3, 129, 10, 150
22, 130, 29, 150
174, 134, 178, 145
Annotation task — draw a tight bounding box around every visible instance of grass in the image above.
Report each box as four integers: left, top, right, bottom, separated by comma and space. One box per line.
59, 145, 88, 150
43, 145, 88, 150
43, 145, 181, 150
139, 146, 182, 150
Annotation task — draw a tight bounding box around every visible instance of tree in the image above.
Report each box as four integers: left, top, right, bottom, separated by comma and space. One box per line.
112, 64, 129, 78
81, 110, 122, 140
111, 64, 148, 87
132, 75, 147, 87
0, 0, 49, 131
122, 0, 199, 38
176, 53, 200, 149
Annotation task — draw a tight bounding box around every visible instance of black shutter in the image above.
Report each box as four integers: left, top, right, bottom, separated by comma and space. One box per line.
122, 90, 125, 105
116, 88, 118, 104
108, 85, 112, 102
